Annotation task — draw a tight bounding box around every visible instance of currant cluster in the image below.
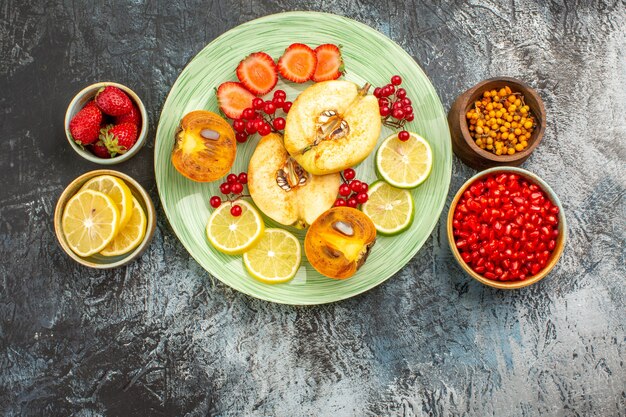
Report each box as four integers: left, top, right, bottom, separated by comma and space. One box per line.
334, 168, 369, 208
374, 75, 414, 129
210, 172, 249, 216
232, 90, 293, 143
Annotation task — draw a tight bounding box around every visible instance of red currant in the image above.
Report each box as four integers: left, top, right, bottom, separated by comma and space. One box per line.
263, 102, 276, 115
398, 130, 410, 141
283, 101, 293, 113
404, 105, 413, 114
245, 119, 258, 134
392, 109, 405, 119
359, 182, 369, 193
210, 196, 221, 208
374, 87, 382, 98
233, 119, 246, 133
396, 88, 407, 99
346, 197, 358, 208
391, 75, 402, 85
231, 182, 244, 194
272, 96, 285, 106
238, 172, 248, 184
334, 198, 347, 207
356, 192, 368, 204
350, 180, 362, 192
258, 122, 272, 136
236, 132, 248, 143
339, 184, 351, 196
273, 117, 286, 130
273, 90, 286, 100
402, 98, 412, 106
227, 173, 238, 184
343, 168, 356, 180
386, 84, 395, 95
380, 106, 391, 117
405, 113, 415, 122
252, 98, 264, 110
220, 183, 231, 194
242, 107, 255, 120
230, 204, 242, 217
378, 98, 389, 108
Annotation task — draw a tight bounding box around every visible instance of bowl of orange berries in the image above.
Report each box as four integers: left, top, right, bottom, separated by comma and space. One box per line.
448, 77, 546, 170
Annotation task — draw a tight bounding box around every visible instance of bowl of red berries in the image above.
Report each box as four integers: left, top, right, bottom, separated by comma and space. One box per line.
447, 167, 566, 289
65, 82, 148, 164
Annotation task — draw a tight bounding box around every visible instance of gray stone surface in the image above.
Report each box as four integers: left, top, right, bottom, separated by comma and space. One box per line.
1, 1, 624, 416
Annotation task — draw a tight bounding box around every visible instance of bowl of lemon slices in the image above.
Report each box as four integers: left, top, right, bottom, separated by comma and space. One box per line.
54, 170, 156, 268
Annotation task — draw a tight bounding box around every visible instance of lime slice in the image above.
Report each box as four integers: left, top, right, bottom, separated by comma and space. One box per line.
206, 200, 265, 255
376, 132, 433, 188
100, 196, 147, 257
243, 228, 301, 284
361, 181, 414, 235
62, 189, 121, 257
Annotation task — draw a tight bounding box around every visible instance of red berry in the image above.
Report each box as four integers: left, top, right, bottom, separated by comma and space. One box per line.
227, 173, 238, 184
392, 109, 405, 119
273, 90, 286, 100
396, 88, 407, 99
258, 122, 272, 136
404, 105, 413, 114
236, 132, 248, 143
69, 104, 103, 145
242, 107, 255, 120
334, 198, 347, 207
272, 96, 285, 106
360, 182, 369, 193
380, 106, 391, 117
273, 117, 286, 130
374, 87, 382, 98
350, 180, 362, 192
356, 192, 368, 204
343, 168, 356, 180
245, 119, 258, 134
233, 119, 246, 133
252, 97, 264, 110
398, 130, 410, 141
346, 197, 358, 208
339, 184, 351, 196
282, 101, 293, 113
391, 75, 402, 86
405, 113, 415, 122
220, 183, 231, 194
231, 182, 244, 194
230, 205, 242, 216
95, 86, 133, 116
402, 98, 412, 106
263, 102, 276, 114
238, 172, 248, 184
210, 196, 222, 208
89, 140, 112, 158
386, 84, 395, 95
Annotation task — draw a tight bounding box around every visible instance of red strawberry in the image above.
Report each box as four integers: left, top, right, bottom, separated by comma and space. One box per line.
89, 140, 112, 158
217, 82, 255, 119
100, 123, 138, 155
312, 44, 344, 82
95, 86, 133, 116
114, 103, 141, 126
277, 43, 317, 83
236, 52, 278, 96
69, 103, 103, 145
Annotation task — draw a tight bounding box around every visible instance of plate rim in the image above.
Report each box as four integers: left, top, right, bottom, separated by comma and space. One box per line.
154, 11, 452, 305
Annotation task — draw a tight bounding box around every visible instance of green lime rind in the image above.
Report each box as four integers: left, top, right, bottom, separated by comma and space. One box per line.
375, 132, 433, 189
361, 180, 415, 236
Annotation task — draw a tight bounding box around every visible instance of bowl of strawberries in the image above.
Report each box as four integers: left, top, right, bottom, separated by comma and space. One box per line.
65, 82, 148, 164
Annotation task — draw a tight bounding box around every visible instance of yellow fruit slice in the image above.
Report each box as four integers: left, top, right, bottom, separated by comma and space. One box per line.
100, 196, 147, 256
376, 132, 433, 188
243, 228, 301, 284
206, 200, 265, 255
62, 189, 120, 257
361, 181, 414, 235
80, 175, 133, 228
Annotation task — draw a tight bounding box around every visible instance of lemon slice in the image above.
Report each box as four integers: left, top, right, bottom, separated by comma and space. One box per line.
206, 200, 265, 255
62, 189, 120, 257
376, 132, 433, 188
361, 181, 414, 235
100, 196, 147, 256
243, 228, 301, 284
80, 175, 133, 229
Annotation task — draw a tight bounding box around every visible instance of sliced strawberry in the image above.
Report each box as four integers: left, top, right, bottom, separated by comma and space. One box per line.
312, 44, 344, 82
236, 52, 278, 96
277, 43, 317, 83
217, 82, 255, 119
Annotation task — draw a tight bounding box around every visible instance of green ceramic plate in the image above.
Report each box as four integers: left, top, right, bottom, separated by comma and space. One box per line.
154, 12, 452, 304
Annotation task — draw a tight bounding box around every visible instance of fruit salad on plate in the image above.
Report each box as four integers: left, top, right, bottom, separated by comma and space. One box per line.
169, 42, 434, 283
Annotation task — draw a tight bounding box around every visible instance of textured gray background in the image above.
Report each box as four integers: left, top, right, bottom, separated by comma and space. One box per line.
0, 0, 624, 416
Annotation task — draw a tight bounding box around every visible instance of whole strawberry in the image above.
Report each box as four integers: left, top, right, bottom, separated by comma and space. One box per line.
101, 123, 138, 155
69, 101, 103, 145
95, 86, 133, 116
114, 103, 141, 126
89, 140, 112, 158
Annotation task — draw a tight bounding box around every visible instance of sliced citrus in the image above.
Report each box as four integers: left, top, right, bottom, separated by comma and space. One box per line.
100, 196, 147, 257
80, 175, 133, 228
376, 132, 433, 188
62, 189, 120, 257
243, 228, 301, 284
361, 181, 414, 235
206, 200, 265, 255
